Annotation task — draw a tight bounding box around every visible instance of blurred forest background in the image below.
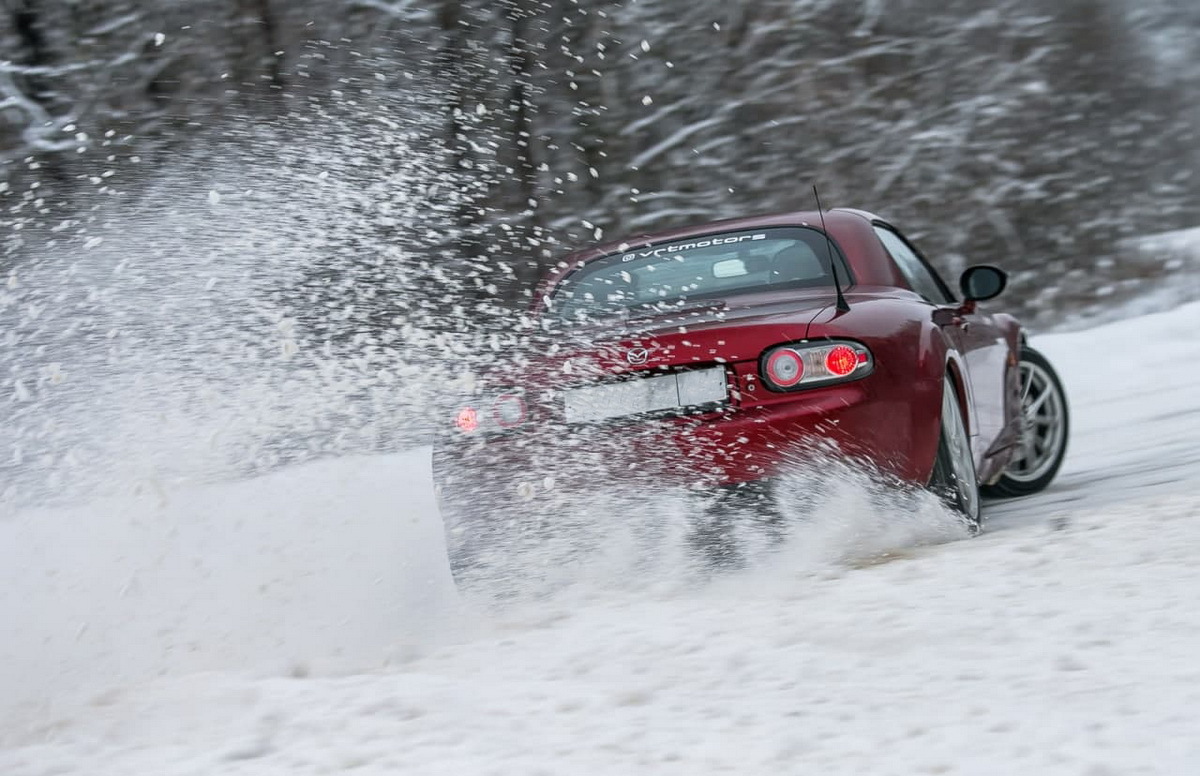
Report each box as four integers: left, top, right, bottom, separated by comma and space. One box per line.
3, 0, 1200, 328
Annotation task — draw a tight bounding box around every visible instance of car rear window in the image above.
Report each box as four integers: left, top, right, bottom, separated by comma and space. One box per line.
546, 227, 849, 323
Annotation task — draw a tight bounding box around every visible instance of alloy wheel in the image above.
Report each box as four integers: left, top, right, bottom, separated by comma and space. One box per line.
1005, 360, 1067, 484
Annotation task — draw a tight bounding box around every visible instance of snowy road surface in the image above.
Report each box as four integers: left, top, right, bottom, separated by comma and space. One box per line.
4, 302, 1200, 775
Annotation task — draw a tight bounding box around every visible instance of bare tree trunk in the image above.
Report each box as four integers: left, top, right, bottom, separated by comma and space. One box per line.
504, 0, 544, 294
6, 0, 67, 183
230, 0, 286, 108
9, 0, 50, 100
435, 0, 482, 250
254, 0, 285, 92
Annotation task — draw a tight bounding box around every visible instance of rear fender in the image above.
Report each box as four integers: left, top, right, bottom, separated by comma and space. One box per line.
983, 312, 1027, 479
814, 307, 949, 484
920, 321, 968, 482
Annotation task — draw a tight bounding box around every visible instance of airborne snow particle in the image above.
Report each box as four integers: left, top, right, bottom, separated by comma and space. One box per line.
154, 32, 165, 46
640, 40, 651, 52
207, 190, 221, 206
641, 95, 653, 106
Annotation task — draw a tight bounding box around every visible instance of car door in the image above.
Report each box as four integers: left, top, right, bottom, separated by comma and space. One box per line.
873, 224, 1009, 459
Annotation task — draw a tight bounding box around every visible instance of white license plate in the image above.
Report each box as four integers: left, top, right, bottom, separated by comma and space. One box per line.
563, 367, 728, 424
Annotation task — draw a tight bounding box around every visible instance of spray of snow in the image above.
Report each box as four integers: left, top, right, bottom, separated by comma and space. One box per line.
1, 116, 458, 511
5, 134, 1200, 773
1, 114, 469, 722
1, 115, 974, 742
446, 451, 966, 613
0, 443, 965, 733
0, 452, 458, 730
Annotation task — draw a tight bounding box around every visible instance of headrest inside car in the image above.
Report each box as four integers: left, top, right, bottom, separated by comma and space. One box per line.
770, 244, 824, 282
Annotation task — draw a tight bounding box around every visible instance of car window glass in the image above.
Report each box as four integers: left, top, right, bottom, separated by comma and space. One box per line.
874, 226, 953, 304
549, 227, 851, 324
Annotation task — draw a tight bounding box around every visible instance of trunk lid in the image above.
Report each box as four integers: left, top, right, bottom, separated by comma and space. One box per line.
531, 288, 835, 378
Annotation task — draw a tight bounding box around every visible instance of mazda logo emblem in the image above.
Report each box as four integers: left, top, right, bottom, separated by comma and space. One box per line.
626, 347, 649, 365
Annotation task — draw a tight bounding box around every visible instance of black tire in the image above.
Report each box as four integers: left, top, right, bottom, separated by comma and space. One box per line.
437, 497, 520, 594
689, 480, 783, 570
431, 446, 493, 587
930, 375, 983, 533
982, 346, 1069, 499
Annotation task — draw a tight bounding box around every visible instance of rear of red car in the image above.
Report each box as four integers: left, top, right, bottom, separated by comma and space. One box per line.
433, 220, 946, 573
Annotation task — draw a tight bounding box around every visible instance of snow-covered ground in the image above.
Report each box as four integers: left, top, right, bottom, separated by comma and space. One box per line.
4, 302, 1200, 775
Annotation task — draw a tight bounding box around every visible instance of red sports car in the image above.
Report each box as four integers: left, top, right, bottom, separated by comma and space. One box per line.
433, 208, 1069, 578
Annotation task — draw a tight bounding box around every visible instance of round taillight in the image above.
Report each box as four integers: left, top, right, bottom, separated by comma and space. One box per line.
825, 345, 859, 377
765, 348, 805, 388
493, 393, 527, 428
455, 406, 479, 433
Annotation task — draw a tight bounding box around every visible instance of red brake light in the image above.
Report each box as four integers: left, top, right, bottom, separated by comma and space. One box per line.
825, 345, 859, 377
765, 348, 805, 388
455, 407, 479, 433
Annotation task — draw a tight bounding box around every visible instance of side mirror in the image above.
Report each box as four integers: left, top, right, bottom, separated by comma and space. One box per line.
959, 265, 1007, 302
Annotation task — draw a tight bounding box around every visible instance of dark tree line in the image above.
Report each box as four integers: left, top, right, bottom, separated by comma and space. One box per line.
3, 0, 1199, 327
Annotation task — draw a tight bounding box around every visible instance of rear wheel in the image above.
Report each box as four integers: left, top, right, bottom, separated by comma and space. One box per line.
431, 452, 502, 589
983, 347, 1069, 498
691, 481, 783, 570
930, 376, 982, 533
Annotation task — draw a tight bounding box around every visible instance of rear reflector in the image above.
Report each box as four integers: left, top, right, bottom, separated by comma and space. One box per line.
493, 394, 527, 428
765, 348, 805, 388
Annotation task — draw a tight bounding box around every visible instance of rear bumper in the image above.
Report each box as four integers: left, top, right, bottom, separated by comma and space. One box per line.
433, 375, 941, 514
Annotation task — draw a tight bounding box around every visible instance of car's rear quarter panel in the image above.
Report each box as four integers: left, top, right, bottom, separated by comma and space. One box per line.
802, 292, 948, 483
